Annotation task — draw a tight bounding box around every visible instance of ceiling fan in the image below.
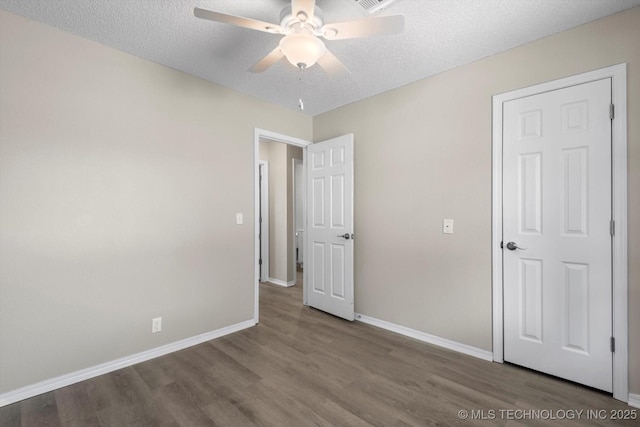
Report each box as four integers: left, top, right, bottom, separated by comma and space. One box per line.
194, 0, 404, 76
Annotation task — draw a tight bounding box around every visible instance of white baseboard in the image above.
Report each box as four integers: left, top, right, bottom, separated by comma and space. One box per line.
355, 313, 493, 362
0, 319, 255, 407
629, 393, 640, 409
267, 278, 295, 287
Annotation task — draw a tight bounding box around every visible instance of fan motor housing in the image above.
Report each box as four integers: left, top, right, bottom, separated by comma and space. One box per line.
279, 5, 324, 33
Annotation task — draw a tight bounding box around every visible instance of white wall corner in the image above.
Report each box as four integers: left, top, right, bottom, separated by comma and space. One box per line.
355, 313, 493, 362
267, 278, 295, 287
0, 319, 255, 407
628, 393, 640, 409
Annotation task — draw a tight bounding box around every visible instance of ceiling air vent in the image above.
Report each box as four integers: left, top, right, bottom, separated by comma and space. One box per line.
354, 0, 401, 14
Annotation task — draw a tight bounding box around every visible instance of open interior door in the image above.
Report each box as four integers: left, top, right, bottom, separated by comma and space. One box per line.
304, 134, 354, 320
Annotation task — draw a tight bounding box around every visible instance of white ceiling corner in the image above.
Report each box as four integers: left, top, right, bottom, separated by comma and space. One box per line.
1, 0, 638, 116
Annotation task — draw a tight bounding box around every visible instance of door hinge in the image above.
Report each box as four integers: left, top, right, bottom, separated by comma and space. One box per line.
610, 337, 615, 353
610, 104, 615, 120
259, 259, 262, 265
610, 219, 615, 236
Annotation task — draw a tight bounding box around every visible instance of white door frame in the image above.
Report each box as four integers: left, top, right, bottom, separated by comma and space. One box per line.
491, 63, 628, 402
254, 128, 311, 323
258, 161, 269, 282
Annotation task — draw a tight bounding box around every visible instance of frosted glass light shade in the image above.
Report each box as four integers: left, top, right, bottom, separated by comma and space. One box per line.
279, 32, 326, 69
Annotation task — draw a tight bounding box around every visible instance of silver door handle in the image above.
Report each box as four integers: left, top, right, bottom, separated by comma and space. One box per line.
506, 241, 526, 251
337, 233, 351, 240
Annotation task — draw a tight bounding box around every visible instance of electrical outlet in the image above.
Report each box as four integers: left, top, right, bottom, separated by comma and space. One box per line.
443, 219, 454, 234
236, 213, 243, 225
152, 317, 162, 333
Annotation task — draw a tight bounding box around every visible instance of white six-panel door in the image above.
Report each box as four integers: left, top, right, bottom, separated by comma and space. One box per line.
503, 79, 612, 391
305, 134, 354, 321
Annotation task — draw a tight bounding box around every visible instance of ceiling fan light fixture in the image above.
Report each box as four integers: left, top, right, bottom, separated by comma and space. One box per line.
279, 32, 326, 69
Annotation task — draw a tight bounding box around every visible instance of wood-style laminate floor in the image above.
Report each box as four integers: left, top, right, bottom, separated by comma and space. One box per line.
1, 276, 635, 426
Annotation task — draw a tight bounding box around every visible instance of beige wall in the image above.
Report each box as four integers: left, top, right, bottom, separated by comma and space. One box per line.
0, 10, 312, 394
314, 7, 640, 394
269, 142, 288, 281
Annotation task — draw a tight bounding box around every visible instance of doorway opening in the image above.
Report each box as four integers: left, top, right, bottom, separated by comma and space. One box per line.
254, 129, 311, 322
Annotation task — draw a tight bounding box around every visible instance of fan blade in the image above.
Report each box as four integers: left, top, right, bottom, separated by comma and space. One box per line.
321, 15, 404, 40
194, 7, 282, 34
292, 0, 316, 23
317, 50, 350, 78
249, 46, 285, 73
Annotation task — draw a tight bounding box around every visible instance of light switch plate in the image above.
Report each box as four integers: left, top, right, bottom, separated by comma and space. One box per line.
236, 213, 243, 225
152, 317, 162, 333
443, 219, 454, 234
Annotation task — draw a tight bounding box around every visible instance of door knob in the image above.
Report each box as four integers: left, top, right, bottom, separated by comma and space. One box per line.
337, 233, 351, 240
506, 241, 526, 251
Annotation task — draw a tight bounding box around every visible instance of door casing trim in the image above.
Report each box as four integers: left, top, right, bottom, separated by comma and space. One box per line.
491, 63, 628, 402
254, 128, 311, 323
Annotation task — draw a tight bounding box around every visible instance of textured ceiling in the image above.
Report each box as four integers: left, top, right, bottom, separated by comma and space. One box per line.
1, 0, 639, 116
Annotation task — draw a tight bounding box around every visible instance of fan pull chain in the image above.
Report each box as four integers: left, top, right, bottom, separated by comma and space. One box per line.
298, 75, 304, 111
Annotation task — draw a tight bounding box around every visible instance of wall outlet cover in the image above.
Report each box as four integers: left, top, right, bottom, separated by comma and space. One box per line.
443, 219, 454, 234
